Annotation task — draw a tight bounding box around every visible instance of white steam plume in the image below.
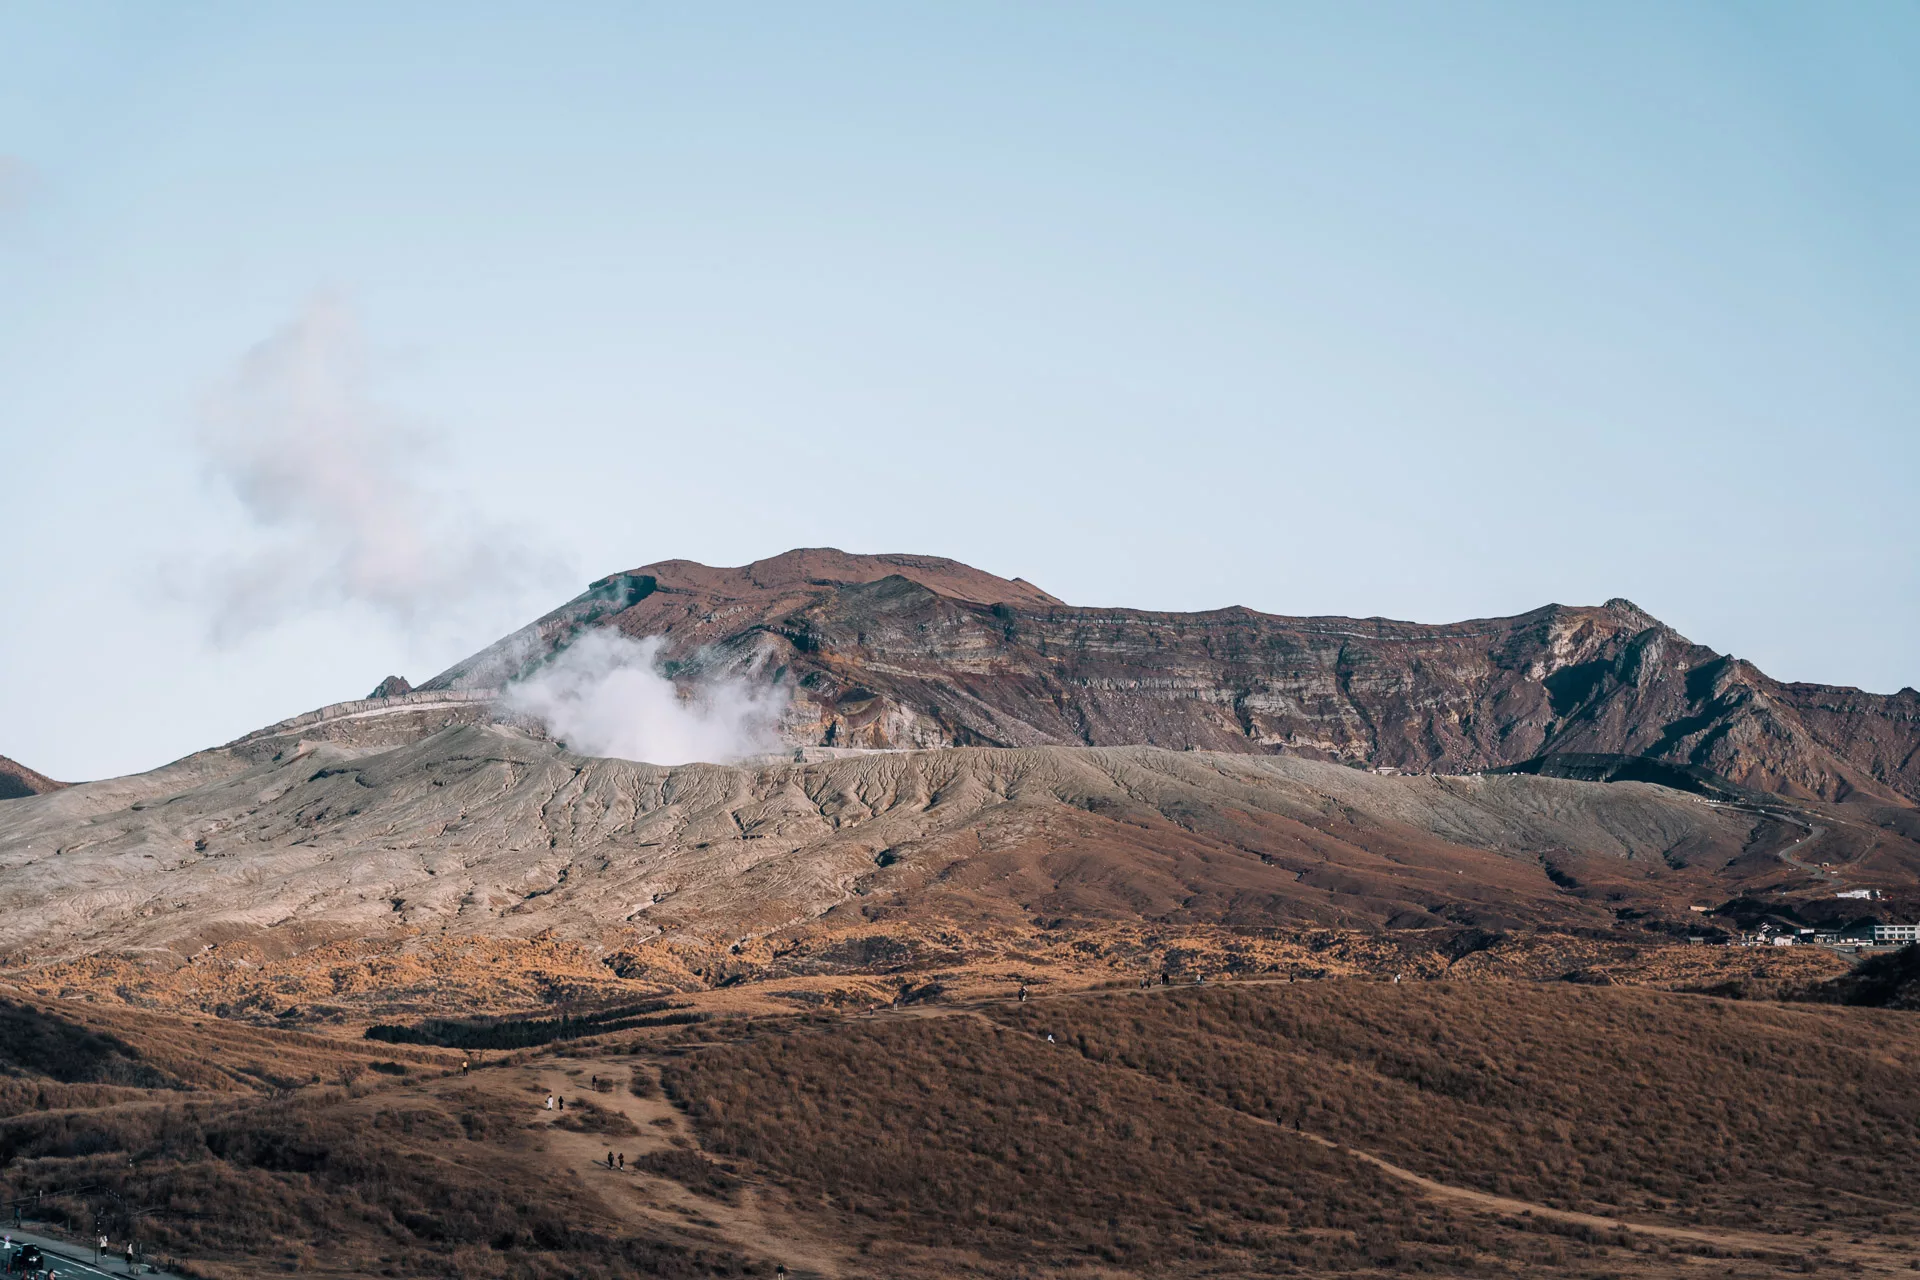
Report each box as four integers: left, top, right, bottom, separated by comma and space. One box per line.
502, 630, 786, 765
193, 296, 568, 642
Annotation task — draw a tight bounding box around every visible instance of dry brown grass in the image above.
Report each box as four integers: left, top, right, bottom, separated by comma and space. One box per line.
7, 975, 1918, 1278
0, 1087, 765, 1279
984, 981, 1920, 1234
665, 1015, 1644, 1276
0, 997, 760, 1278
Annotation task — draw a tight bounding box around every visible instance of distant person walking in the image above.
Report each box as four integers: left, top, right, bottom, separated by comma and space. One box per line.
607, 1151, 615, 1169
1017, 986, 1028, 1003
617, 1153, 624, 1170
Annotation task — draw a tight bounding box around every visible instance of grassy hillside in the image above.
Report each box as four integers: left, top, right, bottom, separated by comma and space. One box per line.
5, 980, 1918, 1278
983, 983, 1920, 1233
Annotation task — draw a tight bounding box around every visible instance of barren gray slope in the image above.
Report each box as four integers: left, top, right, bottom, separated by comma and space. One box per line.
0, 725, 1790, 965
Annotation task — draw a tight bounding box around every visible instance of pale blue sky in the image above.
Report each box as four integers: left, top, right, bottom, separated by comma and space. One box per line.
2, 3, 1915, 780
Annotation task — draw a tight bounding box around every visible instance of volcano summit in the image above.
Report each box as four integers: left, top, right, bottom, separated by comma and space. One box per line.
3, 548, 1916, 998
408, 548, 1918, 805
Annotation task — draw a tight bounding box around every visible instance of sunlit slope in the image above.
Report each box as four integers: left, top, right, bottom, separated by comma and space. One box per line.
9, 724, 1902, 968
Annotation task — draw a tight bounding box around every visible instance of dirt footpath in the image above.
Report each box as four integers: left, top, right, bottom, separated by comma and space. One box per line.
418, 1055, 853, 1279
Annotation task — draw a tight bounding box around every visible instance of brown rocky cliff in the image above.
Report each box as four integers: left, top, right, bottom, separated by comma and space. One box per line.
0, 754, 67, 801
629, 547, 1062, 609
423, 549, 1918, 806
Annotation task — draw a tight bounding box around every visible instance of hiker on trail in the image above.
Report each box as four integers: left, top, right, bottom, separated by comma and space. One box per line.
618, 1153, 625, 1170
1045, 1033, 1055, 1043
545, 1095, 554, 1110
558, 1096, 565, 1111
461, 1059, 469, 1074
124, 1241, 134, 1272
1017, 986, 1028, 1003
1160, 972, 1170, 986
607, 1151, 615, 1169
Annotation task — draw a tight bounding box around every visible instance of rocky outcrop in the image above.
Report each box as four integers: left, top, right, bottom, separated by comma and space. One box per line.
416, 549, 1919, 806
0, 755, 66, 801
225, 689, 499, 759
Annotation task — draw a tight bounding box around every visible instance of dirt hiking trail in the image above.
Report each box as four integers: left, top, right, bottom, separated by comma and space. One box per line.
416, 1055, 852, 1279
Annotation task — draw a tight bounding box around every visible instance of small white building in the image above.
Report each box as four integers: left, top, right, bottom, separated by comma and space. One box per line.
1873, 924, 1920, 944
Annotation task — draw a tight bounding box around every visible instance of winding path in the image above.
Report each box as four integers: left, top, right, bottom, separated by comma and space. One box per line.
1702, 797, 1841, 879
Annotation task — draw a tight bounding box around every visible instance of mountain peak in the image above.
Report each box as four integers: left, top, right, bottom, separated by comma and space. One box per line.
623, 548, 1065, 609
401, 549, 1918, 806
1600, 596, 1663, 628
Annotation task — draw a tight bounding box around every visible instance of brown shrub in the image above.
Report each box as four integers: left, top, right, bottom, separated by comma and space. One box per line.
632, 1148, 739, 1201
552, 1097, 639, 1136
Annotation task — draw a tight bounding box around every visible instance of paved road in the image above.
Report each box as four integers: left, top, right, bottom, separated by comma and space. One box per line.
1702, 798, 1839, 879
1, 1225, 181, 1280
1776, 820, 1831, 875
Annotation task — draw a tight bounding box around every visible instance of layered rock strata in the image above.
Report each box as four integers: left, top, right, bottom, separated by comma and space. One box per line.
409, 549, 1920, 805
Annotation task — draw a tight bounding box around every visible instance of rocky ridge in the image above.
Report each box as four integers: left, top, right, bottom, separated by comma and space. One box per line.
0, 754, 65, 801
413, 548, 1920, 806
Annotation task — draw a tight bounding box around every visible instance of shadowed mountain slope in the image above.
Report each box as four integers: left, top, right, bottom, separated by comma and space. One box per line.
0, 754, 66, 801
